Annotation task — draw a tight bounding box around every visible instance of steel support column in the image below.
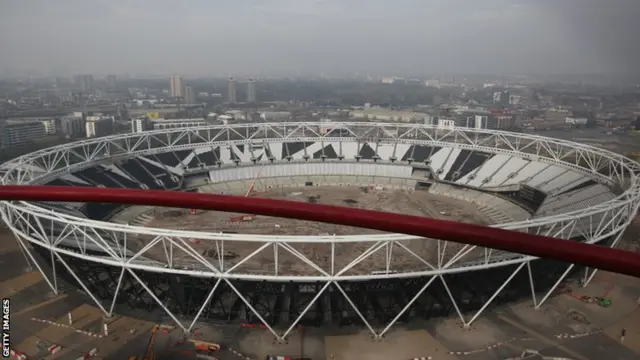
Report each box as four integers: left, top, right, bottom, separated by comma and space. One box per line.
108, 268, 126, 317
465, 262, 526, 327
224, 278, 280, 339
281, 282, 331, 339
14, 234, 57, 294
537, 264, 574, 309
54, 252, 108, 313
526, 261, 538, 308
582, 229, 626, 287
188, 278, 222, 332
126, 268, 187, 332
379, 276, 437, 338
335, 282, 378, 338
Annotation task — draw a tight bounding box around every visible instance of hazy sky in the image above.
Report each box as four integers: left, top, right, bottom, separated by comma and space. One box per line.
1, 0, 639, 76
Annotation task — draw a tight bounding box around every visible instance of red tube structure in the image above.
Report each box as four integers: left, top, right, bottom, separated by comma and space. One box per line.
1, 185, 640, 278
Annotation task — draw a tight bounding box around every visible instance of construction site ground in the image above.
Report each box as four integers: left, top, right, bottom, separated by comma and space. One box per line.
0, 233, 157, 360
136, 186, 491, 275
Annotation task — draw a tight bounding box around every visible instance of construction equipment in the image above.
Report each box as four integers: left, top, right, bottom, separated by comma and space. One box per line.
129, 325, 159, 360
564, 286, 613, 308
245, 163, 266, 197
566, 293, 612, 307
226, 163, 267, 223
189, 339, 221, 353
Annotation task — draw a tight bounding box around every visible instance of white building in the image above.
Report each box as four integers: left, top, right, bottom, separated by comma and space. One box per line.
152, 120, 207, 130
149, 118, 207, 130
437, 119, 456, 129
225, 110, 246, 120
349, 107, 428, 123
565, 117, 588, 125
260, 111, 291, 121
133, 99, 159, 106
42, 119, 56, 134
425, 79, 441, 88
380, 77, 396, 84
474, 115, 488, 129
218, 115, 233, 124
131, 118, 151, 133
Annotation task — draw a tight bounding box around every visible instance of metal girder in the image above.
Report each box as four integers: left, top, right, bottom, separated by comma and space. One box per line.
1, 122, 638, 187
17, 243, 620, 340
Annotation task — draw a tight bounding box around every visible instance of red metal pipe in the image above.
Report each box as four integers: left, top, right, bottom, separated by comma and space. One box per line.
1, 185, 640, 278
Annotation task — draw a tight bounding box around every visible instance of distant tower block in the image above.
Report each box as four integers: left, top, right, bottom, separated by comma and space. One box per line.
183, 85, 196, 105
247, 78, 257, 103
170, 75, 183, 98
228, 77, 237, 103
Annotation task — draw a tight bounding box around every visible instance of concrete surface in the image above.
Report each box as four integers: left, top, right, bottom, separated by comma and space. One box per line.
325, 329, 455, 360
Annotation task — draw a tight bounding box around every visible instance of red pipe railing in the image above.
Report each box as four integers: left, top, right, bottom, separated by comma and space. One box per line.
1, 185, 639, 278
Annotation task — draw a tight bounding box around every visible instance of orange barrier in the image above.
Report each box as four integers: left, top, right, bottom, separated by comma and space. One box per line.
10, 349, 27, 360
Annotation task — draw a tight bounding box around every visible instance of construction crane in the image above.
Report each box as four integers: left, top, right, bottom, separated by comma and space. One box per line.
228, 163, 265, 222
129, 325, 159, 360
245, 163, 266, 197
189, 339, 221, 353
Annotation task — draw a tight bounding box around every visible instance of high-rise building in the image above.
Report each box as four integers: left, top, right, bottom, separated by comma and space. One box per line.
131, 118, 152, 133
170, 75, 183, 98
76, 74, 95, 93
85, 116, 114, 138
1, 120, 48, 149
501, 90, 510, 106
247, 78, 256, 103
227, 77, 237, 103
183, 85, 196, 105
474, 115, 488, 129
106, 75, 117, 90
493, 92, 502, 104
42, 119, 56, 134
60, 115, 85, 139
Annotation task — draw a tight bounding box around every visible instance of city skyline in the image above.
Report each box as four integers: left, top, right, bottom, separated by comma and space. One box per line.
1, 0, 640, 77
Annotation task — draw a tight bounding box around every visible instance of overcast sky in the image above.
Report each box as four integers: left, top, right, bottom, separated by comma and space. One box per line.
1, 0, 639, 77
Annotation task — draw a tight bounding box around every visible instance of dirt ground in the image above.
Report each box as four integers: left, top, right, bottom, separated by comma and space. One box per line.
0, 234, 161, 360
132, 186, 491, 275
238, 327, 325, 360
324, 329, 456, 360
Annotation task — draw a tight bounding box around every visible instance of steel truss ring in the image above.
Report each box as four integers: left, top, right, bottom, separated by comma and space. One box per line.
0, 122, 638, 280
1, 122, 640, 340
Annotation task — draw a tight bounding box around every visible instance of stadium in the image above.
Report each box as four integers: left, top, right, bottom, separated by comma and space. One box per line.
1, 121, 639, 341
